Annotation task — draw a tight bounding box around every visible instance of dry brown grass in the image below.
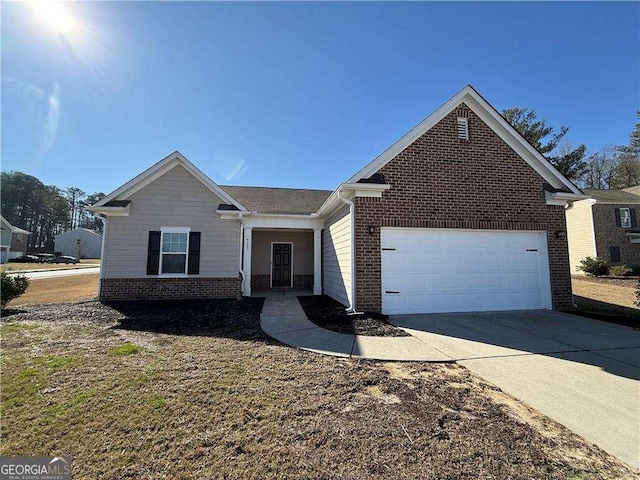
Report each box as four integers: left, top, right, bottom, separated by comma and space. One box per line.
1, 260, 99, 273
572, 276, 639, 310
9, 274, 98, 306
1, 300, 636, 480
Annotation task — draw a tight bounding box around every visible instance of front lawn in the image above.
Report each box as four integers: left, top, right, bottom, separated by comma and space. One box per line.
571, 276, 639, 328
0, 300, 635, 479
7, 274, 99, 306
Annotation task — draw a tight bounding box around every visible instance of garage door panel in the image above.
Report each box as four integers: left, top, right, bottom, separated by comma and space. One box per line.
381, 229, 551, 314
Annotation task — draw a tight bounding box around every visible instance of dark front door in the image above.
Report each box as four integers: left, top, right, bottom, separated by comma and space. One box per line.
272, 243, 292, 288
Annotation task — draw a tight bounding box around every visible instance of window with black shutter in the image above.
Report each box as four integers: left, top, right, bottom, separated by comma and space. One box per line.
147, 229, 201, 275
146, 231, 161, 275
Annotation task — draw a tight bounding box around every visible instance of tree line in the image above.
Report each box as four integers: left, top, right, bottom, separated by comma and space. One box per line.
0, 171, 104, 252
1, 107, 637, 250
503, 108, 640, 188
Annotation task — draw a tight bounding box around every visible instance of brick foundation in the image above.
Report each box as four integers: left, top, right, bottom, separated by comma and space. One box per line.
100, 277, 242, 301
293, 274, 314, 290
354, 103, 573, 312
251, 274, 314, 290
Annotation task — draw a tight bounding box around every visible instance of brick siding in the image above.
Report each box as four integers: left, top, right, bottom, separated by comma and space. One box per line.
100, 277, 242, 301
355, 103, 573, 312
251, 274, 314, 290
592, 204, 640, 268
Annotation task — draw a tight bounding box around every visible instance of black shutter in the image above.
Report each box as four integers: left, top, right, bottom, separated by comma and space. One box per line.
614, 208, 621, 227
609, 246, 621, 263
631, 208, 637, 228
146, 231, 161, 275
187, 232, 201, 274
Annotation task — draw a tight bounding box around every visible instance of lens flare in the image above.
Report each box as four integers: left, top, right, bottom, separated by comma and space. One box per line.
31, 0, 75, 35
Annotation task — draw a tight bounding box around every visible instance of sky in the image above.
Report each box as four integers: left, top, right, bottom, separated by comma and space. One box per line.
2, 1, 639, 196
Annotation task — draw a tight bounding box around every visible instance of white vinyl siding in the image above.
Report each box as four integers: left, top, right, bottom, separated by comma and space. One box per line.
54, 229, 103, 258
565, 199, 597, 274
103, 164, 239, 278
322, 205, 352, 307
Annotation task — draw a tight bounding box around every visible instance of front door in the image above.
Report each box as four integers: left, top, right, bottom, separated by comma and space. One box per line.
272, 243, 292, 288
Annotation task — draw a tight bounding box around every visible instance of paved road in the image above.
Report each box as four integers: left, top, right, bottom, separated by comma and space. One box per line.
6, 267, 100, 279
391, 310, 640, 470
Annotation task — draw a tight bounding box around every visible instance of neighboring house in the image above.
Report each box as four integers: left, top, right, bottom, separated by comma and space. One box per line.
88, 85, 587, 314
0, 215, 30, 263
54, 228, 103, 258
566, 188, 640, 274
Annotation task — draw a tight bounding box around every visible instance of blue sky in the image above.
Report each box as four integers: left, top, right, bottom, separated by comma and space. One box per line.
2, 1, 639, 195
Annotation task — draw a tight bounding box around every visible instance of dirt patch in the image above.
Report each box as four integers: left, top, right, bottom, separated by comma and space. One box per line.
298, 295, 409, 337
1, 300, 637, 479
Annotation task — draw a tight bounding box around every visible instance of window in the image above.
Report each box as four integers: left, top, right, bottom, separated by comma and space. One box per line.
618, 208, 631, 228
609, 246, 621, 263
161, 230, 189, 274
147, 228, 201, 276
457, 117, 469, 140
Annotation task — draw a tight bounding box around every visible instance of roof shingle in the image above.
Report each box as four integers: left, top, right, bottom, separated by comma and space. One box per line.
583, 189, 640, 204
220, 186, 332, 215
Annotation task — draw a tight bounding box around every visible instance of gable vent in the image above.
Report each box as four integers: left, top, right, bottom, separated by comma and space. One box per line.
457, 117, 469, 140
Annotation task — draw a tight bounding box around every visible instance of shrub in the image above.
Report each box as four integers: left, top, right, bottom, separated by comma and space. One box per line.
577, 256, 610, 277
1, 271, 30, 308
636, 279, 640, 307
609, 264, 632, 277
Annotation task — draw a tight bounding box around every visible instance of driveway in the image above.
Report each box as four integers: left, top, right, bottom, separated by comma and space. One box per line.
390, 310, 640, 470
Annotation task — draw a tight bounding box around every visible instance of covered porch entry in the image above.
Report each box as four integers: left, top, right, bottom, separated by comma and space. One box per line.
241, 215, 323, 296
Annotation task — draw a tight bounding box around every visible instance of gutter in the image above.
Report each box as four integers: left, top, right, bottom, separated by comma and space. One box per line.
338, 189, 356, 313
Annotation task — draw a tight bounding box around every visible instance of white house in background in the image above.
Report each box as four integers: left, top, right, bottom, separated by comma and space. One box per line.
54, 228, 103, 259
0, 215, 30, 263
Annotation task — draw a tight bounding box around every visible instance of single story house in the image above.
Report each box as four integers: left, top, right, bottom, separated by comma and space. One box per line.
566, 187, 640, 274
88, 85, 587, 314
54, 228, 103, 259
0, 215, 29, 263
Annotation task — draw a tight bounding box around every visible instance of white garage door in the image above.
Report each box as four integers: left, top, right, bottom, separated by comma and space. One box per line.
381, 228, 552, 314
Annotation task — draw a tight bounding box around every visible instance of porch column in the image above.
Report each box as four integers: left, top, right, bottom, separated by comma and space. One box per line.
243, 227, 252, 296
313, 227, 322, 295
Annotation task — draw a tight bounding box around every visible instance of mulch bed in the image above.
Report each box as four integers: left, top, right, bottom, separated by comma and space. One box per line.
298, 295, 410, 337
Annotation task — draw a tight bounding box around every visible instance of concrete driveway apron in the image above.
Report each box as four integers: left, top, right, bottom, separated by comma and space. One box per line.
390, 310, 640, 470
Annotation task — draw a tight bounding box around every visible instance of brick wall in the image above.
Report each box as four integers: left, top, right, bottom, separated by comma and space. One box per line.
592, 204, 640, 268
355, 103, 573, 312
251, 274, 314, 290
100, 277, 242, 301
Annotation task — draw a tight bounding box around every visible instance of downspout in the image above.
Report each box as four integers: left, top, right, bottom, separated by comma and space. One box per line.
238, 213, 245, 295
565, 201, 580, 309
97, 213, 108, 299
338, 190, 356, 312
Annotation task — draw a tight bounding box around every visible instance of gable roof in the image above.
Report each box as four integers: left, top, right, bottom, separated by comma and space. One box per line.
0, 215, 30, 235
623, 185, 640, 196
345, 85, 584, 196
55, 228, 103, 239
221, 186, 332, 215
583, 189, 640, 204
90, 151, 247, 212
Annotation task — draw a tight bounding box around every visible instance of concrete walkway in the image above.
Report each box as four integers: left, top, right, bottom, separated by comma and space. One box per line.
258, 291, 452, 362
5, 266, 100, 279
